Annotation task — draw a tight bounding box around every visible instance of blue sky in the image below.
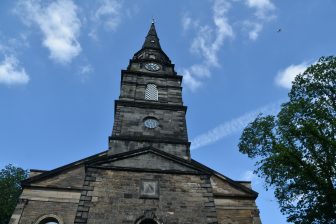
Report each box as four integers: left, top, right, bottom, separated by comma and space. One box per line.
1, 0, 335, 223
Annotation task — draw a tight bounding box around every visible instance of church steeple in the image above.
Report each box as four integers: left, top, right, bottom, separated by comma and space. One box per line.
142, 21, 162, 50
131, 22, 172, 66
109, 23, 188, 158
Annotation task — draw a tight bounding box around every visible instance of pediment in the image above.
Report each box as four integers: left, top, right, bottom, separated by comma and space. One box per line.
90, 148, 204, 174
211, 175, 255, 198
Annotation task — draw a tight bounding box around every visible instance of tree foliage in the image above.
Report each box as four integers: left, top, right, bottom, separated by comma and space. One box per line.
239, 56, 336, 224
0, 164, 28, 224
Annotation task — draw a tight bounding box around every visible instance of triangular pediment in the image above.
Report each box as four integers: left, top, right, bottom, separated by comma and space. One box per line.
21, 148, 258, 199
90, 147, 205, 174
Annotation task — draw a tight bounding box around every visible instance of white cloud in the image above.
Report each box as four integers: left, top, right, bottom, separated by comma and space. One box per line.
275, 62, 309, 89
243, 21, 263, 41
88, 0, 124, 40
0, 56, 29, 85
191, 101, 282, 150
189, 64, 211, 78
243, 0, 275, 41
93, 0, 122, 31
191, 0, 233, 67
245, 0, 275, 20
17, 0, 81, 64
181, 68, 202, 92
181, 0, 276, 90
181, 64, 210, 91
79, 64, 93, 74
182, 14, 199, 31
182, 0, 233, 91
182, 14, 192, 31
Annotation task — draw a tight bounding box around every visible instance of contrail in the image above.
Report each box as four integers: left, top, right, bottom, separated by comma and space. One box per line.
190, 100, 283, 150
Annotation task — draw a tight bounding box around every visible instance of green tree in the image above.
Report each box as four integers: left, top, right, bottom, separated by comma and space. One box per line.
0, 164, 28, 224
239, 56, 336, 224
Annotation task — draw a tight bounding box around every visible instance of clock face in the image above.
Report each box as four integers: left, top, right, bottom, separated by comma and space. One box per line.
144, 118, 159, 129
145, 62, 160, 71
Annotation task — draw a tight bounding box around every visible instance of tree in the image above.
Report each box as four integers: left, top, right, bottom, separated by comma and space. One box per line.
238, 56, 336, 224
0, 164, 28, 224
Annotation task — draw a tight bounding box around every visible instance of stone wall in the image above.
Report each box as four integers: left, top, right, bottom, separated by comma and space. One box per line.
112, 106, 187, 140
76, 168, 218, 224
18, 200, 78, 224
10, 189, 80, 224
120, 73, 182, 105
211, 176, 261, 224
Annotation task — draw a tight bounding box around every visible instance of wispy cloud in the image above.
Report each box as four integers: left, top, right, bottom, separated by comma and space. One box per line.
245, 0, 275, 20
275, 62, 309, 89
191, 0, 233, 67
191, 101, 282, 150
181, 0, 234, 91
243, 21, 263, 41
243, 0, 276, 41
16, 0, 81, 64
181, 14, 199, 31
181, 0, 276, 90
79, 64, 93, 74
89, 0, 124, 40
94, 0, 122, 30
0, 56, 29, 85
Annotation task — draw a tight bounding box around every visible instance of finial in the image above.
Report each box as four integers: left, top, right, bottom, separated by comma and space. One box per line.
152, 18, 155, 24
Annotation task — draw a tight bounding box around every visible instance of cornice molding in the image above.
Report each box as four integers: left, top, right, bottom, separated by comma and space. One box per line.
109, 135, 190, 146
115, 100, 187, 112
121, 70, 182, 80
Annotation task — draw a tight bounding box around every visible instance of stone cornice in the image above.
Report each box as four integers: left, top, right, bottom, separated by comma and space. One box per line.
109, 135, 190, 146
114, 100, 187, 112
121, 80, 182, 90
213, 193, 257, 200
121, 70, 182, 80
88, 165, 202, 175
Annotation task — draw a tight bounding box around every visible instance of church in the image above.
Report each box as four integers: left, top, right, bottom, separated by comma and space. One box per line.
10, 22, 261, 224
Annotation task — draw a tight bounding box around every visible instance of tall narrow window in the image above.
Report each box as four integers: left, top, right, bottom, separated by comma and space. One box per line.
145, 84, 158, 101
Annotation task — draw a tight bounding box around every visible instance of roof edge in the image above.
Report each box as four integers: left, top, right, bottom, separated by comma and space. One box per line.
22, 150, 108, 186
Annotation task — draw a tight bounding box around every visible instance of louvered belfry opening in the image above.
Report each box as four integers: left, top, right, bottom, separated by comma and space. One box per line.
145, 84, 158, 101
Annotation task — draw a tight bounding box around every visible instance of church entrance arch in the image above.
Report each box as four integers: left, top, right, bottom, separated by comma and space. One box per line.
135, 211, 161, 224
138, 218, 158, 224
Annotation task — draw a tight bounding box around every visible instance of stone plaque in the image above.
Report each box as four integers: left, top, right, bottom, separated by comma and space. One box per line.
140, 180, 159, 198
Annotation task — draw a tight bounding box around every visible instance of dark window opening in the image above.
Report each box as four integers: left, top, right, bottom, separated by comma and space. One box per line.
39, 217, 59, 224
139, 219, 157, 224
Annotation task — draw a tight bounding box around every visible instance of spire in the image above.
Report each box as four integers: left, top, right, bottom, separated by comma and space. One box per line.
142, 21, 162, 50
132, 21, 171, 65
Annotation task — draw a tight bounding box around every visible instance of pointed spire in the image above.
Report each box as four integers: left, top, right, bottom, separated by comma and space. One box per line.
142, 21, 162, 50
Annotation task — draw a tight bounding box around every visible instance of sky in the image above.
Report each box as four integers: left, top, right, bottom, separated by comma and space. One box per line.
0, 0, 335, 223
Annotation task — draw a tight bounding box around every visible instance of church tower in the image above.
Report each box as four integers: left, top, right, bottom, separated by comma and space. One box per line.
109, 21, 189, 159
10, 23, 261, 224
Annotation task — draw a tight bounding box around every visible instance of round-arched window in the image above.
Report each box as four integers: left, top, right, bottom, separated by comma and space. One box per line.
35, 215, 63, 224
139, 219, 158, 224
39, 217, 59, 224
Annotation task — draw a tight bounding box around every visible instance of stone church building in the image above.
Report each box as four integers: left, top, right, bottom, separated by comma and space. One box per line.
10, 23, 261, 224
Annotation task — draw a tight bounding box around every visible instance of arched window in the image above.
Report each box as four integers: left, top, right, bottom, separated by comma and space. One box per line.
39, 217, 59, 224
139, 218, 158, 224
35, 215, 63, 224
145, 84, 158, 101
